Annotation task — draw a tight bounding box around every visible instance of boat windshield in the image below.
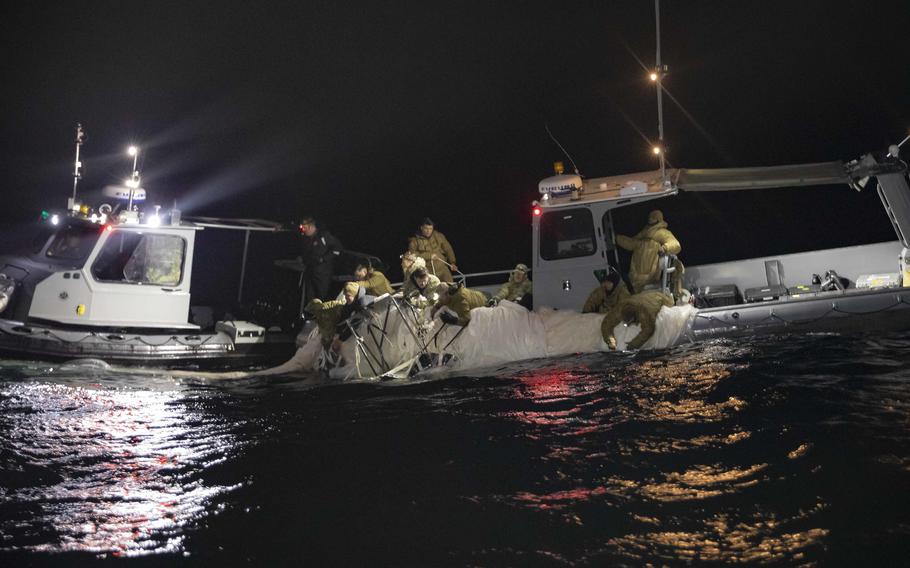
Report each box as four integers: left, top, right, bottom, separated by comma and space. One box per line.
91, 231, 186, 286
539, 208, 597, 260
44, 223, 102, 262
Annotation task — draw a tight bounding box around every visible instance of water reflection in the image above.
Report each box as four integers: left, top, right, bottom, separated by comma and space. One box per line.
0, 380, 239, 557
489, 345, 830, 563
606, 509, 828, 564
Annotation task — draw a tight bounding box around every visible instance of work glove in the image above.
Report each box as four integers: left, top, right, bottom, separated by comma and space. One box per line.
440, 311, 459, 325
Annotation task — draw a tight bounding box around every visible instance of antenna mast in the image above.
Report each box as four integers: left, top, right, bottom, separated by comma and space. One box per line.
654, 0, 667, 185
71, 123, 85, 202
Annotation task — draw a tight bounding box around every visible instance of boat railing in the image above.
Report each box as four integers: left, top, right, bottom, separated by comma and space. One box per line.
391, 269, 517, 293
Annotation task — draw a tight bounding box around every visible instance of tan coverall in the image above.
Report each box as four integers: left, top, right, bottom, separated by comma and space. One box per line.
493, 278, 532, 303
615, 210, 681, 293
408, 231, 457, 283
582, 281, 631, 314
304, 298, 347, 347
600, 291, 674, 350
353, 270, 393, 296
438, 287, 487, 326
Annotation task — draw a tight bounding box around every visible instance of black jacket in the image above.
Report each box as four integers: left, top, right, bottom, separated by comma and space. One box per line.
301, 230, 343, 273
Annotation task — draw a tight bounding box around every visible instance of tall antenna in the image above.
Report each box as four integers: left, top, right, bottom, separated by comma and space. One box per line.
545, 123, 581, 176
71, 123, 85, 201
653, 0, 667, 185
126, 145, 141, 213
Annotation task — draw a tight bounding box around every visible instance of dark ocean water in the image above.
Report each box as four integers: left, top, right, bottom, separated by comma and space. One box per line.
2, 332, 910, 567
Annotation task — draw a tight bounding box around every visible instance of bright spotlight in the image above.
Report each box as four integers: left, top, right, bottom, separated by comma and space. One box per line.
649, 72, 659, 82
652, 146, 662, 155
127, 146, 138, 157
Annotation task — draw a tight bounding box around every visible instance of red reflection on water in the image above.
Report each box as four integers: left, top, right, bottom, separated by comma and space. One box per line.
514, 485, 609, 510
505, 368, 603, 429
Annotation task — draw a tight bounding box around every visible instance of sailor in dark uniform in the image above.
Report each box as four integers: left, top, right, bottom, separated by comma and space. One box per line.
299, 216, 344, 305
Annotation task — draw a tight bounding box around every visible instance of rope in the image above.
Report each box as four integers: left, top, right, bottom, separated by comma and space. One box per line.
6, 326, 220, 349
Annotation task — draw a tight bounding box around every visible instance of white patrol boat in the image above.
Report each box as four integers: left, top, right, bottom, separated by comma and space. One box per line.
530, 149, 910, 342
0, 126, 297, 367
522, 1, 910, 342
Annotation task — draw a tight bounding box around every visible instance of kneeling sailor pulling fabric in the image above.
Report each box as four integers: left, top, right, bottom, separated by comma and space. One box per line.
431, 282, 487, 326
601, 290, 674, 350
304, 282, 374, 352
351, 262, 393, 297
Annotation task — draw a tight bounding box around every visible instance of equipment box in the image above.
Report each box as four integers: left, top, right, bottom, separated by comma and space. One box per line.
787, 284, 820, 298
216, 320, 266, 344
694, 284, 742, 308
744, 284, 787, 303
855, 273, 901, 289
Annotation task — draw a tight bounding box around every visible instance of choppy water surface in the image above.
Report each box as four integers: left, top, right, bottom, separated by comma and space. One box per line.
3, 333, 910, 566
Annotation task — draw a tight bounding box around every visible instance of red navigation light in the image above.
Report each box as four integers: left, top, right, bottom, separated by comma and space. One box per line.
298, 223, 305, 233
532, 206, 542, 217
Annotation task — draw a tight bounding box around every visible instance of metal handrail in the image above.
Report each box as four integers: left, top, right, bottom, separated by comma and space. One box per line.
391, 268, 517, 288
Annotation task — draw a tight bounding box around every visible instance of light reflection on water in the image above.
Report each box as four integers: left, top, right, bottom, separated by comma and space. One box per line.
606, 512, 829, 564
488, 344, 830, 564
1, 333, 910, 565
0, 378, 240, 557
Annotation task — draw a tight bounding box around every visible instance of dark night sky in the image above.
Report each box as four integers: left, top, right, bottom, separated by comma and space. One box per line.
1, 1, 908, 282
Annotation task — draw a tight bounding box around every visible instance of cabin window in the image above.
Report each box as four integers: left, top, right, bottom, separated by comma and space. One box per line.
44, 223, 101, 261
539, 208, 597, 260
91, 232, 186, 286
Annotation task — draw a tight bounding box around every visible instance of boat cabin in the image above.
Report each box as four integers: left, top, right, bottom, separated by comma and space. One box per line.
27, 217, 200, 328
6, 211, 287, 331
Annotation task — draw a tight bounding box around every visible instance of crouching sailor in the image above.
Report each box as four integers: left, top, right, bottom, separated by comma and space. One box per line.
405, 267, 441, 307
489, 263, 533, 308
601, 290, 674, 351
431, 282, 487, 326
304, 282, 370, 356
582, 267, 630, 314
352, 262, 393, 297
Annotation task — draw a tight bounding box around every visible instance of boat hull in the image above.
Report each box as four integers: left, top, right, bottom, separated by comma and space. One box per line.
686, 287, 910, 342
0, 318, 296, 369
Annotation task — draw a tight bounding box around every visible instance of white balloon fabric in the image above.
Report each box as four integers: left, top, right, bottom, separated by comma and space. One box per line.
255, 297, 699, 380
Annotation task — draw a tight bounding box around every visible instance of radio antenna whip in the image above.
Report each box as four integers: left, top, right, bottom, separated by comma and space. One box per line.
71, 123, 85, 203
545, 123, 581, 176
654, 0, 668, 186
887, 132, 910, 158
